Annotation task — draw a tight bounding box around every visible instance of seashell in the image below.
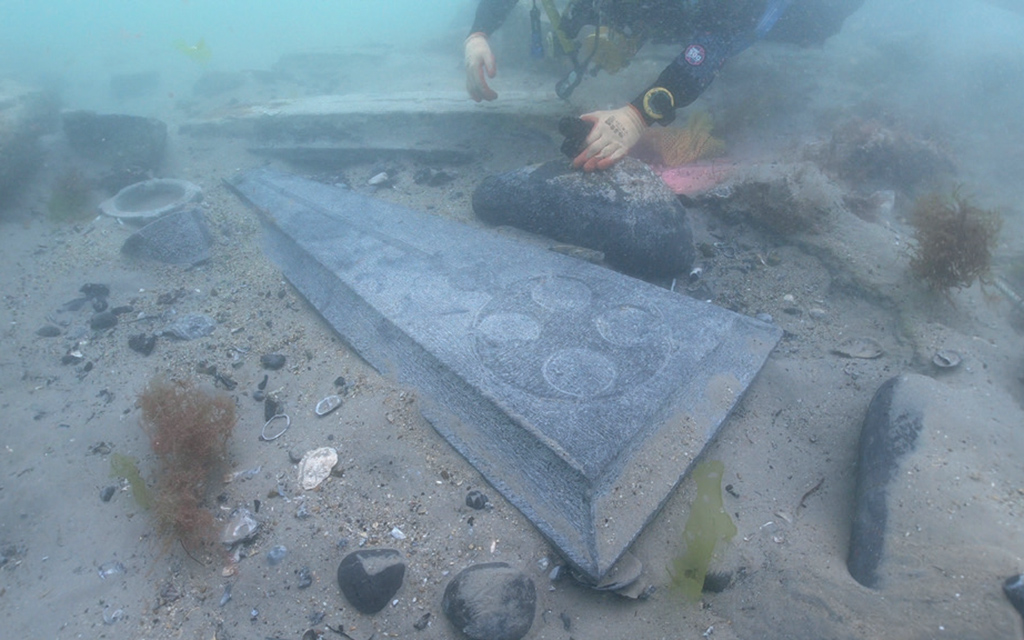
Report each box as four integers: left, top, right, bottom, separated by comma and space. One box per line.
315, 394, 343, 416
932, 349, 961, 369
832, 337, 883, 359
298, 446, 338, 490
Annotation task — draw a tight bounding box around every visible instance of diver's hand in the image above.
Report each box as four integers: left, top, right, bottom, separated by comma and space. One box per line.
573, 105, 647, 172
465, 32, 498, 102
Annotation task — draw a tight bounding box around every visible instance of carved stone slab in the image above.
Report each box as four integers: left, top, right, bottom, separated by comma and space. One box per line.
229, 168, 781, 580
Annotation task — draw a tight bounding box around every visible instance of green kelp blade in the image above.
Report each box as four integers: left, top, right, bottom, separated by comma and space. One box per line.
672, 459, 737, 600
110, 453, 152, 509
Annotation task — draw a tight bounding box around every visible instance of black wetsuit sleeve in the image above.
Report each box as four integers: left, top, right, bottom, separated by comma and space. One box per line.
631, 4, 779, 125
470, 0, 520, 36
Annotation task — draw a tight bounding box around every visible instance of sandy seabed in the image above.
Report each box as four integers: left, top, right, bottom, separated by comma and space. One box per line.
3, 41, 1024, 640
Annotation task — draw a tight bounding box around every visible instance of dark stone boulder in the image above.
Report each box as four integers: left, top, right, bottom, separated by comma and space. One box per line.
63, 111, 167, 172
336, 548, 405, 614
0, 81, 59, 205
847, 375, 924, 589
472, 157, 694, 279
442, 563, 535, 640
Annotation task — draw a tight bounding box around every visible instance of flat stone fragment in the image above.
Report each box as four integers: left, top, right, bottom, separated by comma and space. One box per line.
120, 207, 212, 264
229, 168, 781, 581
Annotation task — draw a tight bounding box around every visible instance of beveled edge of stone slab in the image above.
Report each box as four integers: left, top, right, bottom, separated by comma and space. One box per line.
228, 167, 781, 579
182, 90, 565, 139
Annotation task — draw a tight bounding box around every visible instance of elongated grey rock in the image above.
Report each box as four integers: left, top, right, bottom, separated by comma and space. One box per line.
473, 158, 694, 278
847, 375, 923, 589
229, 168, 780, 581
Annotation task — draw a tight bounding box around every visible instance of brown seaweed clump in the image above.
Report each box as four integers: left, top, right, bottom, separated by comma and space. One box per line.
909, 188, 1001, 291
139, 377, 235, 554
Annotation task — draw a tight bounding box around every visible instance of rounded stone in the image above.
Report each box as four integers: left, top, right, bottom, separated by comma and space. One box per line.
442, 563, 536, 640
261, 353, 286, 370
337, 549, 405, 614
90, 311, 118, 331
465, 490, 488, 510
99, 178, 202, 222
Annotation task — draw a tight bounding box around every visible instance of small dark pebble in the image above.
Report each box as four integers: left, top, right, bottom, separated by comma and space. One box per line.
36, 325, 62, 337
80, 283, 110, 299
413, 168, 454, 187
559, 611, 572, 631
82, 361, 93, 372
297, 566, 313, 589
264, 397, 281, 421
288, 450, 303, 464
702, 571, 733, 593
725, 484, 739, 498
253, 390, 265, 402
61, 352, 83, 365
334, 376, 346, 388
309, 611, 326, 626
90, 311, 118, 331
213, 372, 237, 390
128, 333, 156, 356
413, 612, 432, 630
261, 353, 286, 370
100, 486, 116, 502
466, 490, 488, 510
258, 374, 269, 390
89, 442, 113, 455
253, 499, 261, 513
110, 305, 133, 316
91, 297, 108, 313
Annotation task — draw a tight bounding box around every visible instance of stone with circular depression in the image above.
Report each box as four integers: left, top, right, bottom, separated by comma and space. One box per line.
99, 178, 203, 222
477, 313, 541, 343
530, 276, 592, 311
595, 305, 660, 346
542, 348, 616, 397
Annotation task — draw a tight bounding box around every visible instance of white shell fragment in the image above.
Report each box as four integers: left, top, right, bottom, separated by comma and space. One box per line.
315, 394, 343, 416
298, 446, 339, 490
833, 337, 884, 359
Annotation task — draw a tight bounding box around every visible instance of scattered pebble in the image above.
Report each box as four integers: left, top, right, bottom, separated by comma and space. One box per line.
36, 325, 61, 337
267, 544, 287, 566
413, 611, 432, 630
100, 486, 116, 502
219, 583, 232, 607
442, 562, 536, 640
297, 566, 313, 589
260, 353, 286, 370
127, 333, 156, 356
80, 283, 110, 299
466, 490, 489, 510
390, 526, 406, 540
90, 311, 118, 331
336, 548, 406, 614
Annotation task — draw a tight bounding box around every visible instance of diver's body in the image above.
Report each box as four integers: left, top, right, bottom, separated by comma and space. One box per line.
465, 0, 863, 170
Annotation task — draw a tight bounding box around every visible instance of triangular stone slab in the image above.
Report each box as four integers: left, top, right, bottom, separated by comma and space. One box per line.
229, 168, 781, 580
